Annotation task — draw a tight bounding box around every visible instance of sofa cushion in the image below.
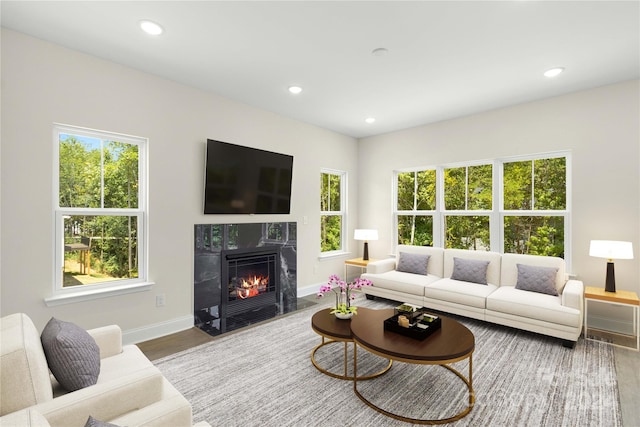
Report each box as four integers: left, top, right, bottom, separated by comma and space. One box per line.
451, 257, 490, 285
41, 318, 101, 392
396, 252, 430, 275
425, 278, 497, 309
486, 286, 580, 327
501, 253, 566, 293
0, 313, 53, 416
515, 264, 559, 296
362, 270, 440, 296
396, 245, 445, 277
444, 249, 502, 285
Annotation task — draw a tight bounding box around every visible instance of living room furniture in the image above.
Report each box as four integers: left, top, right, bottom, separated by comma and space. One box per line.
310, 308, 392, 380
0, 312, 210, 427
589, 240, 634, 292
350, 308, 475, 424
344, 257, 376, 281
584, 286, 639, 351
361, 245, 584, 347
353, 229, 378, 260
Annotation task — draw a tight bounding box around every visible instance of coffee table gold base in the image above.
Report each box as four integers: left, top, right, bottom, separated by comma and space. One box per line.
353, 343, 475, 424
311, 337, 393, 381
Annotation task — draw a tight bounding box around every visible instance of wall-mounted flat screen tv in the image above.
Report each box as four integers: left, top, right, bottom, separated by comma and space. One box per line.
204, 139, 293, 214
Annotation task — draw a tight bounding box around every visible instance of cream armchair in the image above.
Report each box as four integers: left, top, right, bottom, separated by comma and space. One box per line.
0, 313, 208, 427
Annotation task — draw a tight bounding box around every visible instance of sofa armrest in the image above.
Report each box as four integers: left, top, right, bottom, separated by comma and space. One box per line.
88, 325, 123, 359
366, 258, 396, 274
32, 367, 165, 427
0, 408, 52, 426
561, 279, 584, 312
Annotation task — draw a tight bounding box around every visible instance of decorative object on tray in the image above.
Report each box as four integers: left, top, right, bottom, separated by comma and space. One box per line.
317, 274, 372, 318
384, 307, 442, 340
394, 303, 424, 322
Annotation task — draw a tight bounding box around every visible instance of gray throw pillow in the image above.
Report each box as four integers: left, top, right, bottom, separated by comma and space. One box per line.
41, 318, 100, 392
515, 264, 559, 296
450, 257, 490, 285
396, 252, 430, 275
84, 416, 121, 427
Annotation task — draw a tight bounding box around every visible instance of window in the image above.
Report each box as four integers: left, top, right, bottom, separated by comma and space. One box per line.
393, 152, 570, 263
320, 169, 346, 254
443, 163, 492, 250
502, 156, 567, 257
53, 124, 147, 298
395, 170, 436, 246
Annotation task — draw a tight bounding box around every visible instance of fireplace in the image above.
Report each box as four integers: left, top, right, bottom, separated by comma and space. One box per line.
221, 247, 280, 320
194, 222, 297, 336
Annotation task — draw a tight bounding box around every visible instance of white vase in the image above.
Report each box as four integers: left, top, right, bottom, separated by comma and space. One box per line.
334, 312, 354, 320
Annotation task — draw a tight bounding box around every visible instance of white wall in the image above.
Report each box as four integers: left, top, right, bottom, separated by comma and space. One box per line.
0, 29, 359, 339
3, 28, 638, 339
358, 80, 640, 331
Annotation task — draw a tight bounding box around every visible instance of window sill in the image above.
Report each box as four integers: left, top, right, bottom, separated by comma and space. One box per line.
318, 251, 352, 261
44, 281, 154, 307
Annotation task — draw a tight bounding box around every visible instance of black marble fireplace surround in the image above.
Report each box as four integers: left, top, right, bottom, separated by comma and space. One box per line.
194, 222, 297, 336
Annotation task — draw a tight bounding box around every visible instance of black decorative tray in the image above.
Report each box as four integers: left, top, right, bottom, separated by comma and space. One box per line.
383, 312, 442, 341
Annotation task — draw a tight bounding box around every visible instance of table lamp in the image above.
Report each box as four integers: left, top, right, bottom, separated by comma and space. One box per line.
589, 240, 634, 292
354, 229, 378, 261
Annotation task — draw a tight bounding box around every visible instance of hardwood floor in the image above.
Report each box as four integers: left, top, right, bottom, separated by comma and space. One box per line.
138, 327, 214, 361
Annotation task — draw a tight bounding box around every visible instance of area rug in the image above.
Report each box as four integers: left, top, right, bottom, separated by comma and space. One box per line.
154, 299, 622, 426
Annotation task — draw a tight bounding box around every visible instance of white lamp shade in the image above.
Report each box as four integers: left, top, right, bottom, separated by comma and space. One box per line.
589, 240, 634, 260
354, 229, 378, 241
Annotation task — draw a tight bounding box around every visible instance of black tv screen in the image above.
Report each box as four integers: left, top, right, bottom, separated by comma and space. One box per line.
204, 139, 293, 214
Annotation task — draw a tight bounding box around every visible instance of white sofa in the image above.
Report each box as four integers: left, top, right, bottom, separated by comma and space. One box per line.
0, 313, 209, 427
361, 245, 584, 347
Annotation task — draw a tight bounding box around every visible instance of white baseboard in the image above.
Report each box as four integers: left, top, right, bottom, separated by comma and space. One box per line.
587, 314, 635, 335
122, 314, 194, 345
297, 283, 323, 297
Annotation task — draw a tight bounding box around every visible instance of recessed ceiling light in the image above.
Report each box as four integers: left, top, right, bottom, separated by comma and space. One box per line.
365, 117, 376, 124
139, 20, 163, 36
544, 67, 564, 78
288, 86, 302, 94
371, 48, 389, 57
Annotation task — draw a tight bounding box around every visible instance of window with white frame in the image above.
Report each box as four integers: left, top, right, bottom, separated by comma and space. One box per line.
502, 155, 567, 258
393, 152, 570, 260
320, 169, 346, 254
443, 163, 493, 250
395, 169, 436, 246
54, 124, 147, 294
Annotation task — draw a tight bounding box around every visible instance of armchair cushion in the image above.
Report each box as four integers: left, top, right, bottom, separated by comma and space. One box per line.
0, 313, 53, 416
41, 318, 100, 392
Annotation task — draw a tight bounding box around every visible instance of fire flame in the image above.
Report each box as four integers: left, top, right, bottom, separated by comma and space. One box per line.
236, 275, 268, 299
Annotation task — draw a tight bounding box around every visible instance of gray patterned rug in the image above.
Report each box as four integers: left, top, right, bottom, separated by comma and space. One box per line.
154, 299, 621, 426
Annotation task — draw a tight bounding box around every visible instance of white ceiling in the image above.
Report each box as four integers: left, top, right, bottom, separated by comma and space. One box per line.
2, 1, 639, 138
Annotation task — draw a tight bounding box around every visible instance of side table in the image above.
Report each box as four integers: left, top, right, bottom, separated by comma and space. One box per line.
584, 286, 639, 351
344, 257, 375, 281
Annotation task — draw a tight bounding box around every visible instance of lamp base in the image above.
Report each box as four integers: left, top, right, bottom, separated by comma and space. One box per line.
363, 242, 369, 261
605, 261, 616, 293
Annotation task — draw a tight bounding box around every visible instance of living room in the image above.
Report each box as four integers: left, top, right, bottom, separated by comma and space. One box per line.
1, 1, 639, 426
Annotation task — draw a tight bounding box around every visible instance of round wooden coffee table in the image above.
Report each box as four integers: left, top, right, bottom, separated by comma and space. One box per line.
311, 308, 392, 380
350, 308, 475, 424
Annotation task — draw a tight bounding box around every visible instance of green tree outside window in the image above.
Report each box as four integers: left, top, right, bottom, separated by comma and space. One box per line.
321, 171, 344, 252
